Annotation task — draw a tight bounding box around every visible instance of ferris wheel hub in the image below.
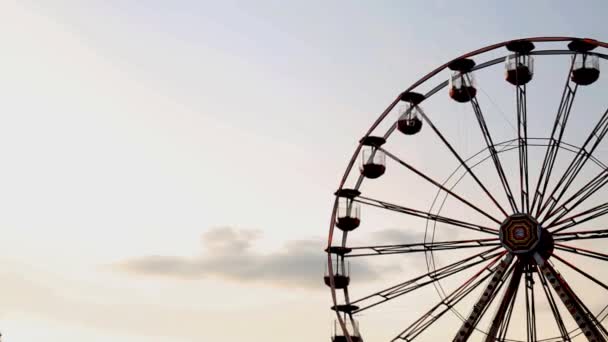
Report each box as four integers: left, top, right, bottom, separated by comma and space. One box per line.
499, 214, 544, 255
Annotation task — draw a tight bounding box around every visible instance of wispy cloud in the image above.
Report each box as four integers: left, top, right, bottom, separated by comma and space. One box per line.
116, 227, 398, 289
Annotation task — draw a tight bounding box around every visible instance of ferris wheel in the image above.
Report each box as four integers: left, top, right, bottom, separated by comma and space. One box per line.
325, 37, 608, 341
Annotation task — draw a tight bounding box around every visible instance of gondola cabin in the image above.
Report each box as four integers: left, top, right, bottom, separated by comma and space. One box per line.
397, 105, 423, 135
359, 136, 387, 179
335, 197, 360, 231
449, 71, 477, 102
324, 257, 350, 289
505, 54, 534, 85
448, 58, 476, 103
571, 54, 600, 85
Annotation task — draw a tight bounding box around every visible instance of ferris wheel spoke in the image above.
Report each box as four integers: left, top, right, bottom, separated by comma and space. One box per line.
379, 147, 502, 224
350, 247, 503, 314
484, 261, 524, 342
468, 88, 519, 213
553, 228, 608, 242
555, 243, 608, 262
539, 107, 608, 222
391, 253, 505, 341
543, 169, 608, 228
552, 253, 608, 292
549, 201, 608, 233
417, 107, 509, 217
353, 196, 499, 235
537, 265, 572, 341
534, 253, 608, 340
516, 81, 531, 214
452, 254, 515, 341
531, 57, 579, 217
345, 238, 500, 257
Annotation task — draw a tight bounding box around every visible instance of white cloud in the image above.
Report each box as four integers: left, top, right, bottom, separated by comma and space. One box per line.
117, 226, 397, 289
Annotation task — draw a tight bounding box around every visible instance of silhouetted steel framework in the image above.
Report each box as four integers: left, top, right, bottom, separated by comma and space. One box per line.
326, 37, 608, 342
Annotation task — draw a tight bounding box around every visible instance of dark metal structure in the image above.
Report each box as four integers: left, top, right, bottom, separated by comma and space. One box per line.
326, 37, 608, 341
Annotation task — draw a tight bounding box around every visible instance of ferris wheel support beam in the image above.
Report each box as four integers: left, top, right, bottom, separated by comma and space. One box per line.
537, 267, 572, 341
540, 107, 608, 223
531, 57, 579, 217
533, 253, 608, 341
392, 253, 505, 341
484, 262, 523, 342
452, 254, 514, 341
417, 107, 509, 217
516, 78, 531, 213
468, 90, 519, 213
524, 264, 538, 342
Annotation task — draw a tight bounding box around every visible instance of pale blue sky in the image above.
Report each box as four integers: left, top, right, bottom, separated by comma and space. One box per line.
1, 1, 608, 341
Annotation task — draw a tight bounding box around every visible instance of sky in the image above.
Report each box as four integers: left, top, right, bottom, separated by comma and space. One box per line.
1, 1, 608, 341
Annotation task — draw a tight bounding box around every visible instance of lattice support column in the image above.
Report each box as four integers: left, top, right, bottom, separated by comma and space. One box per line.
453, 254, 514, 341
534, 253, 607, 342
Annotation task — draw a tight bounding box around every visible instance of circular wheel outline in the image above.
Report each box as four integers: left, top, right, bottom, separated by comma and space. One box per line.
327, 37, 608, 342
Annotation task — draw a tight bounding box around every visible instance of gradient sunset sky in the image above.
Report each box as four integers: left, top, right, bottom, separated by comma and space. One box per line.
1, 1, 608, 341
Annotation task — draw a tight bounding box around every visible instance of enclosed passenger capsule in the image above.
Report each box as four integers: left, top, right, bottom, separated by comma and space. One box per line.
397, 92, 424, 135
332, 319, 362, 342
571, 54, 600, 85
569, 39, 600, 86
359, 136, 386, 179
505, 40, 535, 86
335, 189, 361, 231
448, 58, 477, 103
336, 196, 360, 231
505, 55, 534, 85
324, 257, 350, 289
